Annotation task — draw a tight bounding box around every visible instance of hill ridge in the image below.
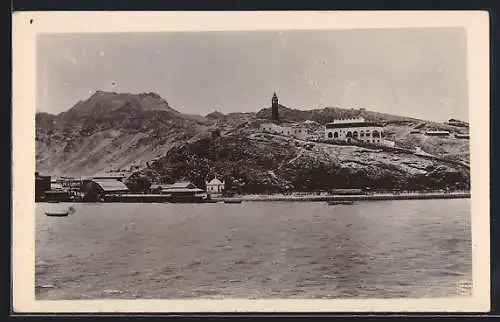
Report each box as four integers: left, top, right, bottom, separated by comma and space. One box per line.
36, 91, 469, 178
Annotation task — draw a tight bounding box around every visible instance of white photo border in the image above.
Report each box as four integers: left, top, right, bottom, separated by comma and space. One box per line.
12, 10, 490, 313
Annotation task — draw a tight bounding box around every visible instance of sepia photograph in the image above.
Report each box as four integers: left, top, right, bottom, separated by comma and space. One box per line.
12, 11, 489, 312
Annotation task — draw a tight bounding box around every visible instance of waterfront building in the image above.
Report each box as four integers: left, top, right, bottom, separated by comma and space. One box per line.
94, 171, 132, 182
324, 117, 384, 144
35, 172, 51, 201
165, 181, 198, 190
151, 181, 204, 194
206, 178, 225, 194
48, 176, 83, 191
81, 178, 129, 201
158, 181, 205, 202
149, 184, 171, 194
35, 173, 79, 202
44, 190, 72, 202
50, 180, 65, 191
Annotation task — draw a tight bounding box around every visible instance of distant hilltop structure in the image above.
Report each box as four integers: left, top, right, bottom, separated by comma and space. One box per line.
271, 92, 279, 123
444, 118, 469, 128
259, 92, 313, 140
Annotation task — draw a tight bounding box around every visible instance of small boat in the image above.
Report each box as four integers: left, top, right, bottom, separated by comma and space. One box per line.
45, 206, 76, 217
327, 200, 354, 206
45, 211, 69, 217
224, 199, 243, 204
204, 199, 218, 203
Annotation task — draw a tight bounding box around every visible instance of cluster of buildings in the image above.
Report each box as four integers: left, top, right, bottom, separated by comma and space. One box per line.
258, 92, 314, 140
35, 173, 84, 201
35, 171, 226, 203
259, 93, 469, 148
412, 119, 469, 139
259, 93, 395, 147
149, 178, 224, 195
410, 130, 469, 139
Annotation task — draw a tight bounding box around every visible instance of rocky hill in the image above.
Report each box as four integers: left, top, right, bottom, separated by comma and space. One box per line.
36, 91, 218, 176
141, 132, 469, 193
36, 91, 470, 192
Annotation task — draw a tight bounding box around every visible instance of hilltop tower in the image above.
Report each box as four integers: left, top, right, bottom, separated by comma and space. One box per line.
271, 92, 279, 123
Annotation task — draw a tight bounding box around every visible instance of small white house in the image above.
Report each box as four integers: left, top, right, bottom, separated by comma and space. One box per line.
206, 178, 225, 194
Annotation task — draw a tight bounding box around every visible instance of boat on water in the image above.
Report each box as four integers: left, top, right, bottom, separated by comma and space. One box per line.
45, 211, 69, 217
327, 200, 354, 206
45, 206, 76, 217
224, 199, 243, 204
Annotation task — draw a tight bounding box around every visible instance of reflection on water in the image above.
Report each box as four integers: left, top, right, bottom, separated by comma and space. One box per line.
36, 199, 472, 299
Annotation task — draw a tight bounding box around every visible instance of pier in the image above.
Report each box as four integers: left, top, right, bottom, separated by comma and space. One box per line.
212, 192, 471, 203
36, 191, 470, 204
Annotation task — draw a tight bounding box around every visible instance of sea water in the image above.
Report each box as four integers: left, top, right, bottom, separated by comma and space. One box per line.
35, 199, 472, 299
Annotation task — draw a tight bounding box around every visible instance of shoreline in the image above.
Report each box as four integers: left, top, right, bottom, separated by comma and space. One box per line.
212, 192, 471, 202
36, 191, 471, 204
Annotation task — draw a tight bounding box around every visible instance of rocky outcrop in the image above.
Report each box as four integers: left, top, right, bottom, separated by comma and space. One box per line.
35, 91, 216, 176
205, 110, 226, 120
142, 132, 469, 193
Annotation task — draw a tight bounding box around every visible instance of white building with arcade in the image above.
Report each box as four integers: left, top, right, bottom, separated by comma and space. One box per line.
324, 117, 385, 144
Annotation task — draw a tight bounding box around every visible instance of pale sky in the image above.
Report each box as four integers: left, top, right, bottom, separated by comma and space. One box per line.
37, 28, 469, 122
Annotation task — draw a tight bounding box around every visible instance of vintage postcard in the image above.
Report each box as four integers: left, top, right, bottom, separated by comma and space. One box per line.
12, 11, 490, 313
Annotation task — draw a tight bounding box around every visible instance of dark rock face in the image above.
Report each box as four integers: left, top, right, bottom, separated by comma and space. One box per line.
146, 135, 297, 192
142, 133, 470, 194
205, 111, 226, 120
